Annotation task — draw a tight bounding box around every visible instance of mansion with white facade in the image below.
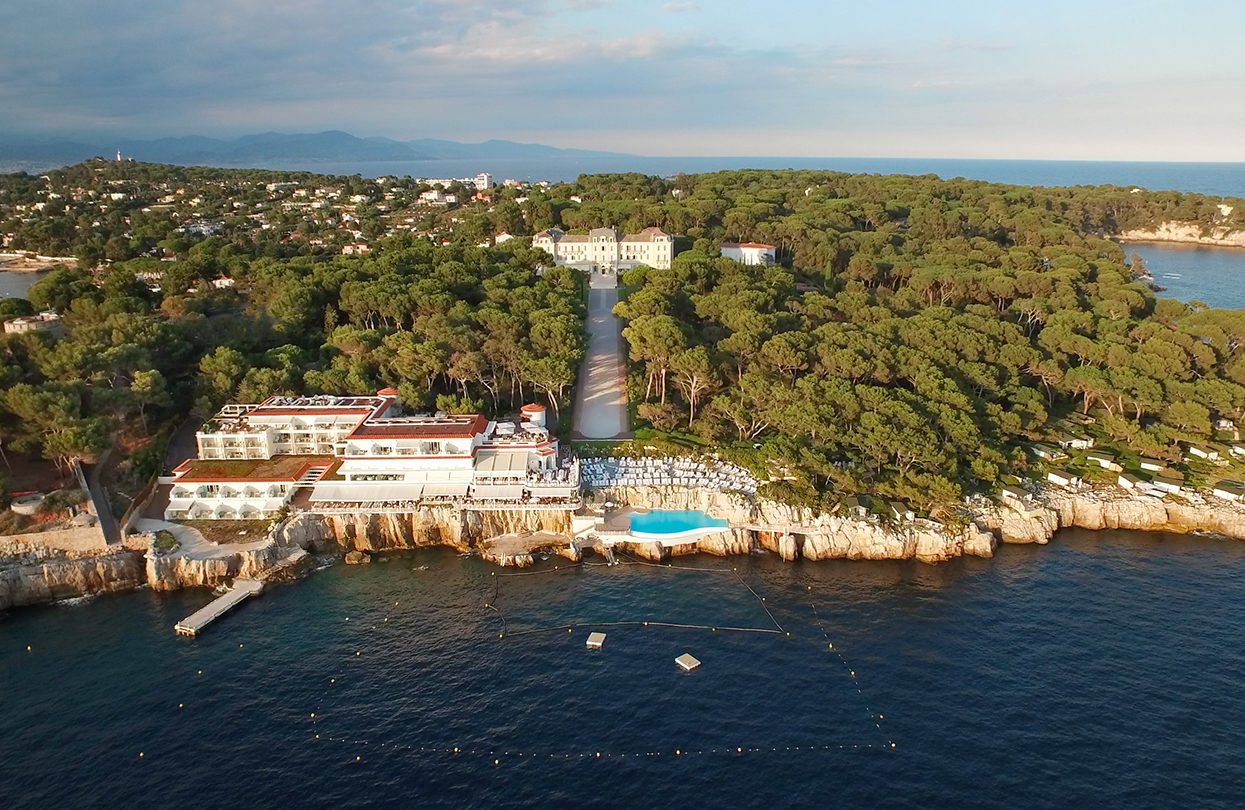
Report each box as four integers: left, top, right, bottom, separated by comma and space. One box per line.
531, 226, 675, 272
164, 392, 578, 520
720, 242, 776, 266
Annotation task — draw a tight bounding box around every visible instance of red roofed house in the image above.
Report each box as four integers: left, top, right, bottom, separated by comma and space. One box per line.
721, 242, 776, 266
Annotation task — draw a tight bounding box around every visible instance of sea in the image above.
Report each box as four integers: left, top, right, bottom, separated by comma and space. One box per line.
3, 160, 1245, 809
2, 533, 1244, 809
236, 156, 1245, 199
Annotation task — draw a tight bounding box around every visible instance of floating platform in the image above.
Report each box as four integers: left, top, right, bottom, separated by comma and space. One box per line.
174, 579, 264, 636
586, 631, 606, 649
675, 653, 701, 672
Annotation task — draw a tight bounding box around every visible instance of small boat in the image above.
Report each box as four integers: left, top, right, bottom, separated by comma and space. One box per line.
1162, 273, 1182, 279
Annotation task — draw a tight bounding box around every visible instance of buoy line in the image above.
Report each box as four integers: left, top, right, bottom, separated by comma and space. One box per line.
487, 554, 786, 638
288, 574, 897, 764
804, 591, 891, 742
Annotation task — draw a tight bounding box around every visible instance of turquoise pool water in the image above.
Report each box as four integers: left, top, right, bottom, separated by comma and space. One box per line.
628, 509, 728, 536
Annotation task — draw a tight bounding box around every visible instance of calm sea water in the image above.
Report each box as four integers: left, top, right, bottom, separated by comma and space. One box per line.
1124, 243, 1245, 309
0, 270, 46, 299
234, 156, 1245, 197
3, 532, 1244, 809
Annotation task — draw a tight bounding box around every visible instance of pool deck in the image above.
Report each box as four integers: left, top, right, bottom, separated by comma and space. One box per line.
593, 507, 733, 547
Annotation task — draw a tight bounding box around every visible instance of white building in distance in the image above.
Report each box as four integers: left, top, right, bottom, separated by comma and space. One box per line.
531, 226, 674, 272
721, 242, 776, 266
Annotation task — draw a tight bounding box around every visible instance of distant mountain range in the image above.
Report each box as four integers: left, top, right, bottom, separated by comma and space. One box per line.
0, 130, 633, 172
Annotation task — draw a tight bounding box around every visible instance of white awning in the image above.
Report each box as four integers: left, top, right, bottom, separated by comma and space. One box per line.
310, 482, 425, 502
530, 486, 578, 499
474, 449, 529, 477
472, 484, 525, 500
423, 483, 469, 498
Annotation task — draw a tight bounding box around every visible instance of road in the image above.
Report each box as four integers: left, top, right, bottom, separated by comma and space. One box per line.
573, 287, 630, 439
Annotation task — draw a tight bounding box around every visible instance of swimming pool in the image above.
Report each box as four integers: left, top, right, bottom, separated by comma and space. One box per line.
628, 509, 728, 540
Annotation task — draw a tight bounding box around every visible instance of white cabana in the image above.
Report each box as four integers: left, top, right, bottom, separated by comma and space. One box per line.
309, 482, 426, 502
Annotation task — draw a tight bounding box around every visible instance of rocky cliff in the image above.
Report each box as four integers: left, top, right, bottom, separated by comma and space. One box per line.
1119, 221, 1245, 248
145, 538, 292, 592
0, 542, 145, 610
593, 486, 998, 564
308, 507, 573, 554
975, 488, 1245, 545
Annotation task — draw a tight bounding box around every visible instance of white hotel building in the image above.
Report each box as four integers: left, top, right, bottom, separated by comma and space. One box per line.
531, 226, 675, 272
165, 392, 578, 520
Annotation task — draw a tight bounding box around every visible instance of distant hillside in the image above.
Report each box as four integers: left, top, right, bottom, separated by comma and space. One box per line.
0, 131, 632, 172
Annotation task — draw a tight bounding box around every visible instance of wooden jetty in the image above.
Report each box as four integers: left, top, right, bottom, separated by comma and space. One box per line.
174, 579, 264, 636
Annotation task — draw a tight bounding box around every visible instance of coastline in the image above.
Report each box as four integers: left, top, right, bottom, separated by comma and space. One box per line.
5, 481, 1245, 612
1116, 222, 1245, 250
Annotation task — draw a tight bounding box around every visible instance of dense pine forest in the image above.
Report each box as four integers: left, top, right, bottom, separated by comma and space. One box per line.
2, 161, 1243, 513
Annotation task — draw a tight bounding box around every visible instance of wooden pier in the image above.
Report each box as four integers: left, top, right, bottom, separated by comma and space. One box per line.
174, 579, 264, 636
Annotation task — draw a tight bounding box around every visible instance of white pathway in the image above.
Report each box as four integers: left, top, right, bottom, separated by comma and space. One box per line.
574, 287, 629, 439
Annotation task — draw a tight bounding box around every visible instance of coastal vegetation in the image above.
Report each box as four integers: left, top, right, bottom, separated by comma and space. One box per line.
2, 161, 1243, 517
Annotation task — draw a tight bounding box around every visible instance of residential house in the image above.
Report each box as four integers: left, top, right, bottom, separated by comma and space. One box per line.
1030, 444, 1067, 461
1138, 458, 1166, 473
1117, 473, 1142, 490
720, 242, 777, 266
842, 496, 869, 519
888, 501, 915, 522
3, 311, 64, 338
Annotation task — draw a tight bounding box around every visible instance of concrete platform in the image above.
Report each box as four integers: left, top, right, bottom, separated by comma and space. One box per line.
174, 579, 264, 636
675, 653, 701, 671
586, 631, 606, 649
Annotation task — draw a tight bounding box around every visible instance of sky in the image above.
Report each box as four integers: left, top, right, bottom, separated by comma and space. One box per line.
3, 0, 1244, 160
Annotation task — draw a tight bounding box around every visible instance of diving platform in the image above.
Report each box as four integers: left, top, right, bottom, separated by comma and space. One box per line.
174, 578, 264, 636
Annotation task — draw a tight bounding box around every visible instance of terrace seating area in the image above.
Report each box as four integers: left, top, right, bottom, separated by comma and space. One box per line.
581, 457, 758, 495
307, 494, 582, 514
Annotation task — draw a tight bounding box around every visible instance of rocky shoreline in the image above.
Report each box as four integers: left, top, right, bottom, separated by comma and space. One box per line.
3, 484, 1244, 611
1118, 222, 1245, 249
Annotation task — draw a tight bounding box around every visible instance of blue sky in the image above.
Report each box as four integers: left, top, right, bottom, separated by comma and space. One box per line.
3, 0, 1243, 159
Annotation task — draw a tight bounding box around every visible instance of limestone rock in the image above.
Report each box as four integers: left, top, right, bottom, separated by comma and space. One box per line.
343, 550, 371, 565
